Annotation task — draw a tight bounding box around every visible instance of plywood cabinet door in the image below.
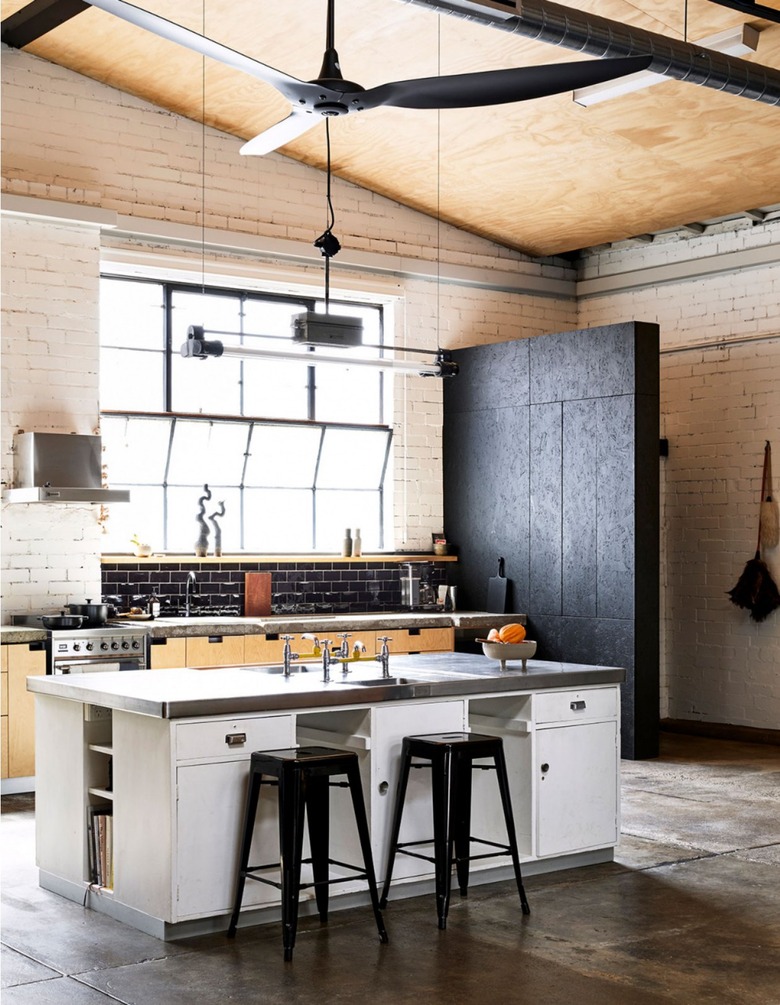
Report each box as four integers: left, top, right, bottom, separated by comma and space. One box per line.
8, 643, 47, 778
535, 720, 619, 857
148, 637, 187, 669
1, 645, 8, 779
185, 635, 245, 668
374, 627, 454, 655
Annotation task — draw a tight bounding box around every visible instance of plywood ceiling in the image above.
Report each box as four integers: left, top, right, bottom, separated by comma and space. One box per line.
3, 0, 780, 256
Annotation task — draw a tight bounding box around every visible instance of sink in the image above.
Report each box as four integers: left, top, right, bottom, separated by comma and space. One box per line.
347, 676, 423, 686
243, 664, 314, 675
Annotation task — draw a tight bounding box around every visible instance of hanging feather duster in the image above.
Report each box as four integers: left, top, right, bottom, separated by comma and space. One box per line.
728, 443, 780, 622
760, 441, 779, 550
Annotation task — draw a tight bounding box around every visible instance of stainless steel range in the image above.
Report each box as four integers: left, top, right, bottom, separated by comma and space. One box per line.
13, 617, 148, 674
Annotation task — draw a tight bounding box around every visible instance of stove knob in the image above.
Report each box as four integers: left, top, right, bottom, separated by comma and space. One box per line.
111, 641, 119, 650
72, 643, 81, 652
122, 640, 130, 650
131, 639, 141, 649
85, 642, 94, 652
101, 641, 109, 651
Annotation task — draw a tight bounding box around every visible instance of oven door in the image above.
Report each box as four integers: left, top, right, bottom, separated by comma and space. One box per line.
52, 656, 145, 674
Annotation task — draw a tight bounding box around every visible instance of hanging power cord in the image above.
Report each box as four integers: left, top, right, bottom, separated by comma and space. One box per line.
313, 118, 341, 313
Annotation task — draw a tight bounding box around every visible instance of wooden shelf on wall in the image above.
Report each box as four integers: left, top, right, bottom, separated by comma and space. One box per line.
101, 554, 458, 566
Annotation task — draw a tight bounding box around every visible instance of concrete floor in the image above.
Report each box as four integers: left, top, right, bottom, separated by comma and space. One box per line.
2, 733, 779, 1004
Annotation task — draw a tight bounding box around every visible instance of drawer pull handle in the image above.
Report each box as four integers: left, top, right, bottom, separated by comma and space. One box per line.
225, 732, 247, 747
570, 700, 586, 711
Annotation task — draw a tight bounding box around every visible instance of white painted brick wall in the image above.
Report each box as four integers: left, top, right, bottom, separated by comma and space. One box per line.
579, 236, 780, 732
1, 216, 105, 613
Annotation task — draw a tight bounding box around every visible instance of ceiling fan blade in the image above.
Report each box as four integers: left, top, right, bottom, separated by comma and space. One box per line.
240, 110, 319, 156
360, 55, 653, 111
85, 0, 313, 101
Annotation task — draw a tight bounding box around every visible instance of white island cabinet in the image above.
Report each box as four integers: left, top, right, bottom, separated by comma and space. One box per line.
30, 655, 623, 940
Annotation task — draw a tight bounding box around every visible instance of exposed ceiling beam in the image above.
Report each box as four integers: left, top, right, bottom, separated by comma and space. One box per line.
705, 0, 780, 25
400, 0, 780, 105
0, 0, 88, 48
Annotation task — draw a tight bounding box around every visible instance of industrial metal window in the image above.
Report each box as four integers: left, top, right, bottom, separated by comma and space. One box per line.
99, 276, 392, 553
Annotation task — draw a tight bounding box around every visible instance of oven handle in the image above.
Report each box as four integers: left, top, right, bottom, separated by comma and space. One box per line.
54, 659, 145, 674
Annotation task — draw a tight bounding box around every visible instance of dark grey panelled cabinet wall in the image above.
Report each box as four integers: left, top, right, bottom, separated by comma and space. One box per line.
443, 321, 659, 759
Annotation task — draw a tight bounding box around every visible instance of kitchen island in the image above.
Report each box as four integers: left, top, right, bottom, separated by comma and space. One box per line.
29, 653, 624, 939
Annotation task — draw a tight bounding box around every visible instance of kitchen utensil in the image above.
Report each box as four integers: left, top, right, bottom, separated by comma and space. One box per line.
486, 557, 509, 614
41, 613, 86, 630
66, 600, 108, 626
481, 639, 537, 671
244, 573, 272, 616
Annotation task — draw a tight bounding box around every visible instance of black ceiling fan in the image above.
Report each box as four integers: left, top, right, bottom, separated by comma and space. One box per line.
78, 0, 651, 155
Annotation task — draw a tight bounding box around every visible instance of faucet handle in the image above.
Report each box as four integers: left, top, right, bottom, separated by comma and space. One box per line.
281, 634, 294, 643
377, 635, 392, 650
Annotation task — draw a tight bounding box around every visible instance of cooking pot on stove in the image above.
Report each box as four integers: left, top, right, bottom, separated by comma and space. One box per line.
41, 613, 86, 630
66, 599, 109, 627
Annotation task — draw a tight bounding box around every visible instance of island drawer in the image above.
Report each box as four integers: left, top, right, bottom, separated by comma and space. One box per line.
175, 713, 294, 762
534, 687, 618, 725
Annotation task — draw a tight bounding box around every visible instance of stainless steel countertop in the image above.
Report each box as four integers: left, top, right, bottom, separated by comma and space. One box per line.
27, 652, 624, 719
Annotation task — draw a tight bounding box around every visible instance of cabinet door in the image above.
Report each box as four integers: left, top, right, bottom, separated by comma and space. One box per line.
8, 643, 46, 777
1, 646, 8, 779
149, 637, 187, 669
371, 701, 467, 883
185, 635, 245, 668
174, 714, 294, 920
536, 720, 619, 857
374, 627, 454, 655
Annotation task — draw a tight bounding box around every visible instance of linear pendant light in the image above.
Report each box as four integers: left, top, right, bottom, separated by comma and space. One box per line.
181, 327, 459, 377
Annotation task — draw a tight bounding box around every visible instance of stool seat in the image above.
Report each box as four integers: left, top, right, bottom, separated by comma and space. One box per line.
228, 745, 388, 960
380, 731, 530, 929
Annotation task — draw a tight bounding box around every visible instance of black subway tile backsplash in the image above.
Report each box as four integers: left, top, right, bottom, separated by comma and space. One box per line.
101, 560, 450, 616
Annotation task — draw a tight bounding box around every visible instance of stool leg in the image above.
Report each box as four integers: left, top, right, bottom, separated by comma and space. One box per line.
379, 738, 413, 909
431, 746, 455, 930
227, 766, 263, 938
304, 773, 330, 923
345, 759, 389, 944
494, 746, 530, 916
453, 751, 473, 897
279, 762, 306, 960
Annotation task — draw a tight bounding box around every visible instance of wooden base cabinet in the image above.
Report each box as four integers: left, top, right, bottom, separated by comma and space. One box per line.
6, 643, 46, 779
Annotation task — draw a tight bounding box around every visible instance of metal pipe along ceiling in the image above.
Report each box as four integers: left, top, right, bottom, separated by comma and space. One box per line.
400, 0, 780, 105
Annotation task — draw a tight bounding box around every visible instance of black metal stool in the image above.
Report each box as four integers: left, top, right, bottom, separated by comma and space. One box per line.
227, 746, 388, 960
380, 731, 530, 929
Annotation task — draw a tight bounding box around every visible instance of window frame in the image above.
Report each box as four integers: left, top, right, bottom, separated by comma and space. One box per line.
99, 276, 393, 553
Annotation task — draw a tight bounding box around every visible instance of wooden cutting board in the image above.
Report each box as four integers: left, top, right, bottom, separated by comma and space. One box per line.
486, 557, 509, 614
244, 573, 272, 616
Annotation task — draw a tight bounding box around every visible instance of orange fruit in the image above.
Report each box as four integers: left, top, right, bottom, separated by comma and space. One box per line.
498, 623, 526, 643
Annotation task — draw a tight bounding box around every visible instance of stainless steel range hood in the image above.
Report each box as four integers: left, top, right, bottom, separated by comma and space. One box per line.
3, 432, 131, 503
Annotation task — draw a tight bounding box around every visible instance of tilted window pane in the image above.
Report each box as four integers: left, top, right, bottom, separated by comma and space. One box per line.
244, 425, 322, 488
315, 489, 382, 552
101, 348, 165, 411
101, 415, 172, 484
167, 421, 250, 486
100, 278, 164, 350
167, 486, 242, 553
316, 428, 390, 488
244, 489, 314, 552
101, 485, 165, 554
